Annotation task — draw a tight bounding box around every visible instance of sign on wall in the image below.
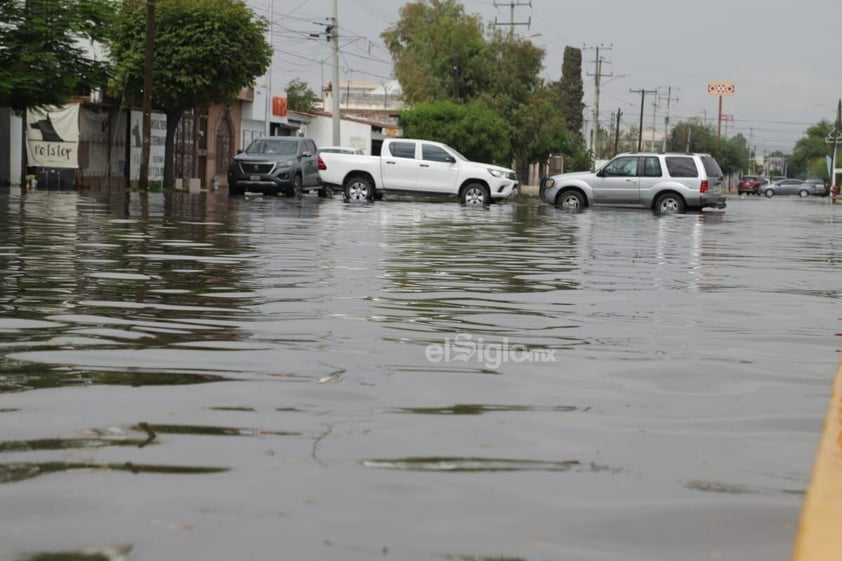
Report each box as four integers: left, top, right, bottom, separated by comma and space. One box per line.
129, 111, 167, 181
26, 104, 80, 168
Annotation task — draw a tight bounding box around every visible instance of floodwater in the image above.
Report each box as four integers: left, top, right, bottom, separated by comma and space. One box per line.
0, 189, 839, 561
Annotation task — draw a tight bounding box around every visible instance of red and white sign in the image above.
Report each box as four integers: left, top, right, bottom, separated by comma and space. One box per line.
707, 81, 735, 96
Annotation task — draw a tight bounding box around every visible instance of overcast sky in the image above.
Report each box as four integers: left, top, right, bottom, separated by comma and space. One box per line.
262, 0, 842, 156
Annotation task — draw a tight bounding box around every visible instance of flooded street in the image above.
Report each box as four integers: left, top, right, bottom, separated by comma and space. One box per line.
0, 189, 839, 561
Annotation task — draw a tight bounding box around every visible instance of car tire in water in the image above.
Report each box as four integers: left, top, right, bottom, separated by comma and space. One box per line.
555, 190, 585, 210
344, 176, 374, 202
799, 189, 810, 198
654, 192, 685, 215
460, 182, 490, 206
764, 189, 775, 198
291, 175, 304, 197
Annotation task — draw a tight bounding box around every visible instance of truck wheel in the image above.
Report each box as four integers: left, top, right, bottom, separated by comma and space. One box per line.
654, 192, 685, 215
555, 190, 584, 210
292, 174, 303, 197
461, 183, 490, 206
344, 176, 373, 202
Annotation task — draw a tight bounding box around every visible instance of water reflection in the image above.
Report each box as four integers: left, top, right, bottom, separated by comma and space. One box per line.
19, 544, 132, 561
0, 366, 229, 393
361, 457, 582, 472
0, 190, 839, 561
384, 403, 581, 415
0, 461, 227, 484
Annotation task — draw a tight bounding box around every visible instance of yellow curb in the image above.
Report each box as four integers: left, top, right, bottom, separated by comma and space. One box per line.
792, 355, 842, 560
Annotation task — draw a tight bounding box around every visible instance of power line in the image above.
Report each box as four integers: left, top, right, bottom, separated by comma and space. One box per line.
658, 86, 679, 151
493, 1, 532, 36
584, 43, 612, 159
630, 88, 657, 151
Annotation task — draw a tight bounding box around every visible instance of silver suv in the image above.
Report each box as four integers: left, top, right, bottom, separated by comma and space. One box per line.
539, 152, 726, 214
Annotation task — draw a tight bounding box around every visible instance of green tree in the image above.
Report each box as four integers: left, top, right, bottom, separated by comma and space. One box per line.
474, 30, 544, 116
108, 0, 271, 187
382, 0, 486, 103
720, 133, 750, 176
383, 0, 589, 180
666, 120, 746, 175
285, 78, 318, 113
0, 0, 114, 111
398, 100, 511, 164
789, 120, 833, 179
510, 84, 589, 178
556, 46, 585, 138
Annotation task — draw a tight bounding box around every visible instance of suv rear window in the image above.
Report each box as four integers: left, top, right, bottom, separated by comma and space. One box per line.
700, 156, 723, 178
664, 157, 698, 178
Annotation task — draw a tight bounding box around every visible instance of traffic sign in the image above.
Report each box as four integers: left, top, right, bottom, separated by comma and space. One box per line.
826, 129, 842, 144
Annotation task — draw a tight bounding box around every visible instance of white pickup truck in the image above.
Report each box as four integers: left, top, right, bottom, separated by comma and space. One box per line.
318, 138, 518, 205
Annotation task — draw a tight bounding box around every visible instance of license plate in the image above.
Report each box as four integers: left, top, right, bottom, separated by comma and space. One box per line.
249, 175, 260, 181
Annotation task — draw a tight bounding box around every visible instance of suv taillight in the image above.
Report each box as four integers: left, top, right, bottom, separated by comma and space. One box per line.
318, 156, 326, 171
700, 180, 709, 193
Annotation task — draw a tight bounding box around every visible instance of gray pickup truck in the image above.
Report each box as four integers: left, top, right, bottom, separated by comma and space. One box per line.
227, 136, 326, 197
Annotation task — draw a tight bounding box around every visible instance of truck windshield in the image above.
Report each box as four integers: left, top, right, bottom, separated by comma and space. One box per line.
448, 147, 468, 161
245, 139, 298, 156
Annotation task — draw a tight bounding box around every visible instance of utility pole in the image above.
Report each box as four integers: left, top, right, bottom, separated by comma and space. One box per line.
331, 0, 340, 145
139, 0, 155, 191
264, 0, 274, 137
826, 99, 842, 192
493, 1, 532, 37
748, 127, 754, 173
650, 98, 657, 151
614, 108, 622, 156
310, 12, 339, 142
585, 43, 612, 160
659, 86, 679, 152
630, 88, 656, 152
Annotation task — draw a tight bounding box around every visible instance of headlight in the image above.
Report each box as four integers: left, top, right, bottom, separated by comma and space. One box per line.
541, 177, 556, 189
488, 168, 504, 178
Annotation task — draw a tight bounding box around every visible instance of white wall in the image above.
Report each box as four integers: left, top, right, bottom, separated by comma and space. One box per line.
241, 84, 268, 123
240, 119, 265, 150
1, 111, 23, 186
305, 116, 372, 154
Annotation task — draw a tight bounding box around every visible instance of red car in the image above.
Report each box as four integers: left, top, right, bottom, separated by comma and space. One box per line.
737, 175, 768, 196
